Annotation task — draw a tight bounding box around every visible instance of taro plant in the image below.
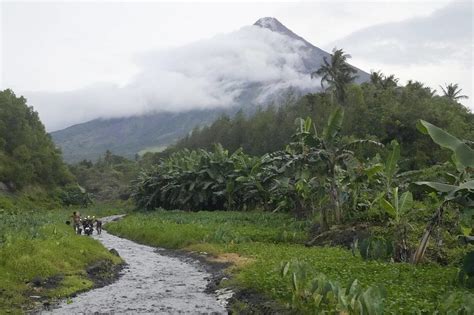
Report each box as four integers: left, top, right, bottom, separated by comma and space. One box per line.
280, 260, 386, 314
412, 120, 473, 264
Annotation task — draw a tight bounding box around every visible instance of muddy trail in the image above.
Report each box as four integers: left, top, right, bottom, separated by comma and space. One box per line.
46, 215, 229, 314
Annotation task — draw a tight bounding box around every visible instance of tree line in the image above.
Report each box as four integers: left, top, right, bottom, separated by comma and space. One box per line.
162, 49, 472, 172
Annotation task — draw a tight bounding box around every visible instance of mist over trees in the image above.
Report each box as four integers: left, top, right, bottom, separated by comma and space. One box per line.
165, 78, 473, 171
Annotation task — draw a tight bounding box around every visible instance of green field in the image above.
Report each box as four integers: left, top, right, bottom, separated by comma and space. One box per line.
0, 206, 123, 314
107, 210, 474, 314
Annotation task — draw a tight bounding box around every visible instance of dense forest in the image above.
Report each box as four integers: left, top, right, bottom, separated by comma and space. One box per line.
0, 90, 72, 191
68, 150, 138, 202
166, 78, 473, 170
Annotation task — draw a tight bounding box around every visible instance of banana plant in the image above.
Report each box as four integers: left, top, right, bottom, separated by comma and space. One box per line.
412, 120, 473, 264
379, 187, 413, 261
379, 187, 413, 224
291, 109, 382, 226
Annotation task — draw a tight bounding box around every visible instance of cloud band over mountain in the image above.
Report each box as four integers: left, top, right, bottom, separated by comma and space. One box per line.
27, 24, 318, 131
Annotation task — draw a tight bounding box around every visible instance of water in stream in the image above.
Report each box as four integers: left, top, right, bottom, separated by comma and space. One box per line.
46, 216, 227, 314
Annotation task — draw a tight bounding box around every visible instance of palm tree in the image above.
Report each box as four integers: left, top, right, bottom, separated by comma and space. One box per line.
311, 48, 358, 105
439, 83, 468, 101
370, 70, 383, 85
381, 74, 399, 89
370, 71, 398, 89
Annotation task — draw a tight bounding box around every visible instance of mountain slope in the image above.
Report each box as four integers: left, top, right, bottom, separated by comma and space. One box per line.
51, 17, 369, 163
253, 17, 369, 84
52, 108, 228, 162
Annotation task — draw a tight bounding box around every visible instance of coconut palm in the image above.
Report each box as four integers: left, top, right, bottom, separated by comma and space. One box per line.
440, 83, 469, 101
311, 48, 358, 105
370, 71, 398, 89
370, 70, 384, 85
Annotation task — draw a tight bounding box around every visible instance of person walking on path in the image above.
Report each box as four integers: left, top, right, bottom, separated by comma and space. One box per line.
72, 211, 81, 234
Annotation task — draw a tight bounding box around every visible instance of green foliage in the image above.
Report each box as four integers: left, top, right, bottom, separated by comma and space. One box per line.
280, 260, 386, 314
133, 109, 382, 230
59, 184, 92, 207
436, 291, 474, 314
417, 120, 474, 170
439, 83, 469, 101
107, 210, 308, 248
358, 236, 393, 261
68, 151, 138, 202
457, 251, 474, 289
413, 120, 473, 264
311, 48, 358, 105
132, 144, 275, 211
166, 81, 473, 171
0, 89, 73, 190
0, 208, 123, 313
108, 211, 473, 314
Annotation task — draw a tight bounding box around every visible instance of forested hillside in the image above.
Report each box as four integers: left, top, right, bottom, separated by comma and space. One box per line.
168, 79, 473, 170
0, 89, 72, 190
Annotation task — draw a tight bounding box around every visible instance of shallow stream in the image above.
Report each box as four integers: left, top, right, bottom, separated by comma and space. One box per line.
47, 215, 228, 314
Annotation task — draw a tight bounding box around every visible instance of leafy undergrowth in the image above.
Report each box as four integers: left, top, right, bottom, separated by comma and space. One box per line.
0, 207, 123, 314
107, 210, 474, 314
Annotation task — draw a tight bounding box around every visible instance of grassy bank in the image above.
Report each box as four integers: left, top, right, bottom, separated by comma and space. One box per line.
107, 210, 474, 313
0, 206, 125, 314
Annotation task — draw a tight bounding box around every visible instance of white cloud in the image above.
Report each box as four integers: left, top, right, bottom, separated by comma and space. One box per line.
332, 1, 472, 66
331, 1, 473, 109
26, 26, 316, 131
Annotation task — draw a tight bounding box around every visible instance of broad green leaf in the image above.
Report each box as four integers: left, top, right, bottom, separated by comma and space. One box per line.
365, 164, 383, 178
304, 117, 312, 133
323, 107, 344, 142
417, 120, 474, 168
385, 140, 400, 179
398, 191, 413, 214
415, 181, 458, 193
380, 199, 396, 218
455, 180, 474, 193
393, 187, 399, 213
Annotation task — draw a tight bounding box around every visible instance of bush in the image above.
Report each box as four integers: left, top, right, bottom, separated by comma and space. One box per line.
59, 184, 92, 207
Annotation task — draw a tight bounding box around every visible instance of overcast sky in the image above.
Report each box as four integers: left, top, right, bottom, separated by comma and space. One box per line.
1, 0, 472, 131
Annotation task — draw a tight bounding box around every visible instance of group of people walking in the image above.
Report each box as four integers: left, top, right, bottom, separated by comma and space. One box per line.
71, 211, 102, 235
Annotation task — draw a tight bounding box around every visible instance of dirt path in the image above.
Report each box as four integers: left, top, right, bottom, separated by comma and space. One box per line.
47, 215, 228, 314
